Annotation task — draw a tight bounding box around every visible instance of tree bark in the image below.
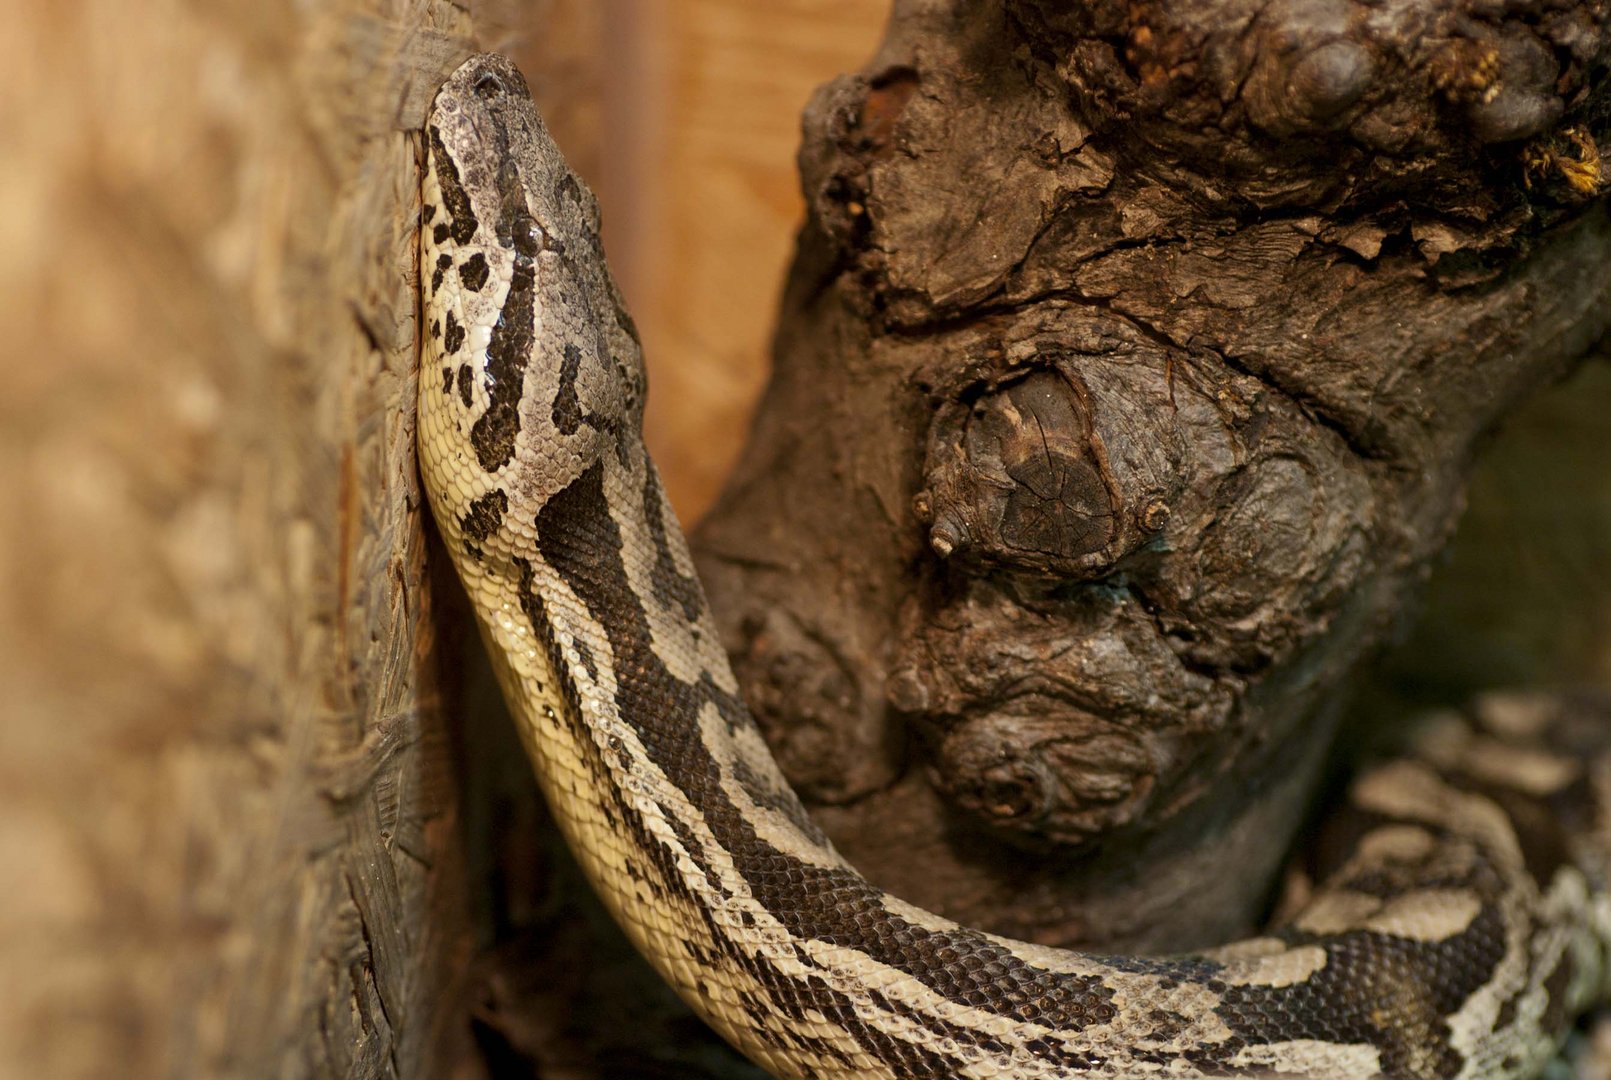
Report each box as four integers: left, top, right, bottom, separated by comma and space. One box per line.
693, 0, 1611, 954
0, 3, 529, 1076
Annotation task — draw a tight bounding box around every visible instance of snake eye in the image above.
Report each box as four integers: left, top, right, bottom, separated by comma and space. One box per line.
474, 73, 504, 98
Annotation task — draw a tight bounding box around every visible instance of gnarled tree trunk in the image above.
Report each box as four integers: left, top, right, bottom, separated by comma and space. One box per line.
693, 0, 1611, 955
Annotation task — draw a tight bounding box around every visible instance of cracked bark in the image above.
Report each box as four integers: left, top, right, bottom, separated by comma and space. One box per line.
690, 0, 1611, 956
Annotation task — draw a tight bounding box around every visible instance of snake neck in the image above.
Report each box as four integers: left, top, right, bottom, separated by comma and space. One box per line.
506, 451, 833, 854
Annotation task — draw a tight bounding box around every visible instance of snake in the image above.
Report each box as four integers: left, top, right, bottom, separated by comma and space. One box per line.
417, 53, 1611, 1079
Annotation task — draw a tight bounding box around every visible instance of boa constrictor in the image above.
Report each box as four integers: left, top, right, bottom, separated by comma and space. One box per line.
417, 53, 1611, 1079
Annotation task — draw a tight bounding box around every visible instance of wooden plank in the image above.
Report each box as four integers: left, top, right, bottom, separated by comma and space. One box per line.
0, 4, 497, 1076
608, 0, 891, 521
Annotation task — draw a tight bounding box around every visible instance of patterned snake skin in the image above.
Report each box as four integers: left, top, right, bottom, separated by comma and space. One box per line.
417, 54, 1611, 1079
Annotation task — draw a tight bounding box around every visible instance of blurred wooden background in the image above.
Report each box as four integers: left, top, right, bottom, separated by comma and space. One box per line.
505, 0, 891, 521
0, 0, 1602, 1077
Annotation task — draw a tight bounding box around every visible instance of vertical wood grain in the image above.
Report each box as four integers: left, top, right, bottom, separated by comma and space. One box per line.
0, 4, 491, 1075
607, 1, 892, 521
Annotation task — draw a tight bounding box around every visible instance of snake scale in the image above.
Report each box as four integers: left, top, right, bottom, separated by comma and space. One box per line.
417, 54, 1611, 1078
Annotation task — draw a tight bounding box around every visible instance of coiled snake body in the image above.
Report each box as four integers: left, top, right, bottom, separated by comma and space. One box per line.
418, 54, 1611, 1078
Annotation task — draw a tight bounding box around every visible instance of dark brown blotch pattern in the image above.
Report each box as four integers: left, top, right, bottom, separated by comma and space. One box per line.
466, 129, 539, 473
427, 124, 479, 246
460, 252, 489, 291
643, 468, 704, 623
460, 488, 508, 545
552, 342, 586, 435
443, 311, 465, 355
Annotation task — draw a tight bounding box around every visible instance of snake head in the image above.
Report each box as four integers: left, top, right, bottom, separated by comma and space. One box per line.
421, 53, 645, 531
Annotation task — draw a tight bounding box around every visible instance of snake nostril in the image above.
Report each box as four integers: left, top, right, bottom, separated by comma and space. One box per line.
474, 73, 504, 98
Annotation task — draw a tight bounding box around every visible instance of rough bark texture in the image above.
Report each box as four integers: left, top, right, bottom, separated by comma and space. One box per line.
0, 2, 556, 1076
693, 0, 1611, 956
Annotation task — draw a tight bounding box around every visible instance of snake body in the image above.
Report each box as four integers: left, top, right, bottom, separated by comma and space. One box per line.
418, 54, 1611, 1078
